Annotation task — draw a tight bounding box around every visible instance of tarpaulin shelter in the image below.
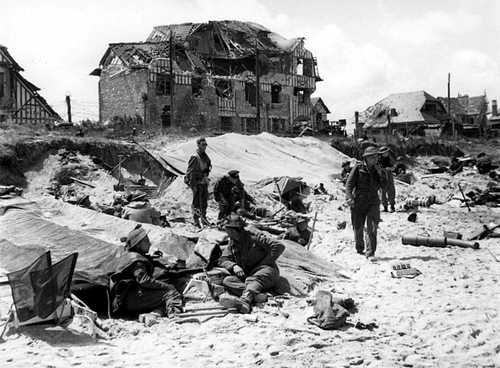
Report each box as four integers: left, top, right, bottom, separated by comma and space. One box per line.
0, 205, 122, 291
274, 177, 307, 196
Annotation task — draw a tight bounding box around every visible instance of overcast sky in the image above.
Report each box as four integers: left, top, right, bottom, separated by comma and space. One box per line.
2, 0, 500, 121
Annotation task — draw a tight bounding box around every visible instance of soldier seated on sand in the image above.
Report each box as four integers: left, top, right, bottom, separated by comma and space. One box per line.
110, 225, 183, 318
281, 215, 311, 246
217, 215, 285, 313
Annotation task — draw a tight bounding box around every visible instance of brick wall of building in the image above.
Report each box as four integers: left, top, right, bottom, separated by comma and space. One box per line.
99, 68, 148, 124
99, 69, 315, 134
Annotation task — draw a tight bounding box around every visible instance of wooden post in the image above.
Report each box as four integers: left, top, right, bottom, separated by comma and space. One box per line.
169, 34, 175, 129
255, 43, 261, 132
386, 112, 390, 144
448, 73, 453, 139
66, 95, 72, 123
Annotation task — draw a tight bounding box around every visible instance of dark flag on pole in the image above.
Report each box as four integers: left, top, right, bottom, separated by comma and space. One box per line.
7, 251, 52, 322
7, 252, 78, 322
30, 253, 78, 319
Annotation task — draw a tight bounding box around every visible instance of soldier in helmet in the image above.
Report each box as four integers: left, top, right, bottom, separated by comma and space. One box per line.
345, 146, 386, 260
109, 225, 183, 318
217, 215, 285, 313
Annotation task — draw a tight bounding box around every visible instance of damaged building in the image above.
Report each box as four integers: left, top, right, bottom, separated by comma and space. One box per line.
437, 94, 488, 136
357, 91, 449, 136
0, 45, 61, 124
91, 21, 323, 133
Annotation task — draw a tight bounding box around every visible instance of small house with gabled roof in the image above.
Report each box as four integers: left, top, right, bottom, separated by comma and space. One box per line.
0, 45, 61, 124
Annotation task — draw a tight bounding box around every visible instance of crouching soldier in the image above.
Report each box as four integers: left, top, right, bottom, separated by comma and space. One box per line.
214, 170, 256, 220
110, 225, 183, 318
218, 215, 285, 313
281, 215, 311, 246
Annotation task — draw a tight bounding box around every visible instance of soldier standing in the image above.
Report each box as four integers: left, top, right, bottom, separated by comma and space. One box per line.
345, 146, 386, 260
378, 146, 396, 212
185, 137, 211, 227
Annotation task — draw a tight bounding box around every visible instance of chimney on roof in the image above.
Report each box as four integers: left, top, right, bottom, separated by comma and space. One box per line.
492, 100, 498, 116
354, 111, 359, 124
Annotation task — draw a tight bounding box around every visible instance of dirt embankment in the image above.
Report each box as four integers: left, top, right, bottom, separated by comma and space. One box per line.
0, 137, 177, 187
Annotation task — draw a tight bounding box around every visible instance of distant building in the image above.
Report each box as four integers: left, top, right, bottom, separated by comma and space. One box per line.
0, 45, 61, 124
437, 94, 488, 136
91, 21, 323, 133
488, 99, 500, 130
310, 97, 330, 132
359, 91, 448, 136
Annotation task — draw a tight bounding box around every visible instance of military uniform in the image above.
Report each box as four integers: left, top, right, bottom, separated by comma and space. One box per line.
214, 173, 255, 220
218, 227, 285, 298
346, 160, 386, 257
110, 226, 183, 317
282, 226, 311, 246
185, 150, 211, 225
110, 251, 183, 317
379, 154, 396, 211
122, 201, 161, 225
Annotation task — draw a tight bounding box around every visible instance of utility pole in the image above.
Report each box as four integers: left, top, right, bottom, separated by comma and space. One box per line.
65, 94, 72, 123
255, 43, 261, 132
448, 72, 453, 139
169, 34, 175, 129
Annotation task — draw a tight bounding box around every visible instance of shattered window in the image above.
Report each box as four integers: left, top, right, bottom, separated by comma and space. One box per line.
192, 77, 203, 97
245, 82, 256, 106
0, 73, 4, 98
161, 105, 171, 127
294, 88, 305, 103
271, 84, 281, 103
215, 79, 232, 99
156, 74, 171, 96
296, 58, 303, 75
246, 118, 259, 133
220, 116, 232, 131
303, 59, 314, 77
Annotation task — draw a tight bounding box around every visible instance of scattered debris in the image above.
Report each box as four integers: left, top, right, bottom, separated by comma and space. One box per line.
391, 263, 421, 279
407, 212, 417, 222
402, 236, 480, 249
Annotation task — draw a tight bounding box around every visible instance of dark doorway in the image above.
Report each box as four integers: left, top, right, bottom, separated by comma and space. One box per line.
161, 105, 171, 128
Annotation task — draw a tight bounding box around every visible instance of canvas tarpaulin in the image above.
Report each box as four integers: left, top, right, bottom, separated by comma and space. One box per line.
0, 206, 122, 290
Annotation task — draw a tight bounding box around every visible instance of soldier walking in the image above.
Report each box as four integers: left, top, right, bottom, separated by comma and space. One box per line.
345, 146, 386, 260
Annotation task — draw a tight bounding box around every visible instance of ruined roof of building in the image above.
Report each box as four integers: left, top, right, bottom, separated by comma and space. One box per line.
148, 20, 302, 58
101, 42, 204, 72
361, 90, 444, 129
311, 97, 331, 114
0, 45, 24, 71
437, 95, 488, 116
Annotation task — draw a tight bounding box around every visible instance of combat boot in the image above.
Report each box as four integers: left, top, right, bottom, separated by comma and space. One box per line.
218, 293, 251, 314
390, 205, 395, 213
383, 205, 388, 212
